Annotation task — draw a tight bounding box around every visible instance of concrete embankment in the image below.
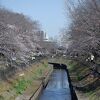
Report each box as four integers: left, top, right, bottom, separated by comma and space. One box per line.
16, 68, 53, 100
39, 69, 71, 100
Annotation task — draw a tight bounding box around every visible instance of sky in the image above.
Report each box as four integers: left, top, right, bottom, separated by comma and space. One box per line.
0, 0, 67, 38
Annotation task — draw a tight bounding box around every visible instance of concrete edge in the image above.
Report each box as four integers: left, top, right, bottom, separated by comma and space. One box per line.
30, 68, 53, 100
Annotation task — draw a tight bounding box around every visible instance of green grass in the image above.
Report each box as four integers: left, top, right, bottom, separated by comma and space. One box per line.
0, 95, 4, 100
14, 79, 30, 94
43, 63, 48, 68
13, 60, 50, 95
0, 59, 52, 100
66, 60, 78, 72
13, 68, 45, 95
38, 69, 43, 75
86, 87, 100, 100
53, 57, 100, 100
77, 74, 82, 81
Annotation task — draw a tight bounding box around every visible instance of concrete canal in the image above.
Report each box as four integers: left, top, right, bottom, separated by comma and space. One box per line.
39, 69, 71, 100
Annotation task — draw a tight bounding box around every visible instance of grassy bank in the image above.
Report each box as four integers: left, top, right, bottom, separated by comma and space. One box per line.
52, 57, 100, 100
0, 59, 52, 100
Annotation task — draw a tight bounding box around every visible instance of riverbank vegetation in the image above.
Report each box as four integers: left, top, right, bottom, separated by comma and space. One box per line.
0, 59, 52, 100
0, 7, 56, 100
60, 0, 100, 99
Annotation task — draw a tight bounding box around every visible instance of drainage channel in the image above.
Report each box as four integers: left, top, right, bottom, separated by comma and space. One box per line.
39, 69, 71, 100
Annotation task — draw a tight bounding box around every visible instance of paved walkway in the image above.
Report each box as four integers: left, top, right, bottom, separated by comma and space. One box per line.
39, 69, 71, 100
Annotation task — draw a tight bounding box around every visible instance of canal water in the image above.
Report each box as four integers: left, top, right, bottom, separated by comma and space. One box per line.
39, 69, 71, 100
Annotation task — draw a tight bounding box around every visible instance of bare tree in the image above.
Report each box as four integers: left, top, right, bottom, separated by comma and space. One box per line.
62, 0, 100, 74
0, 8, 47, 79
